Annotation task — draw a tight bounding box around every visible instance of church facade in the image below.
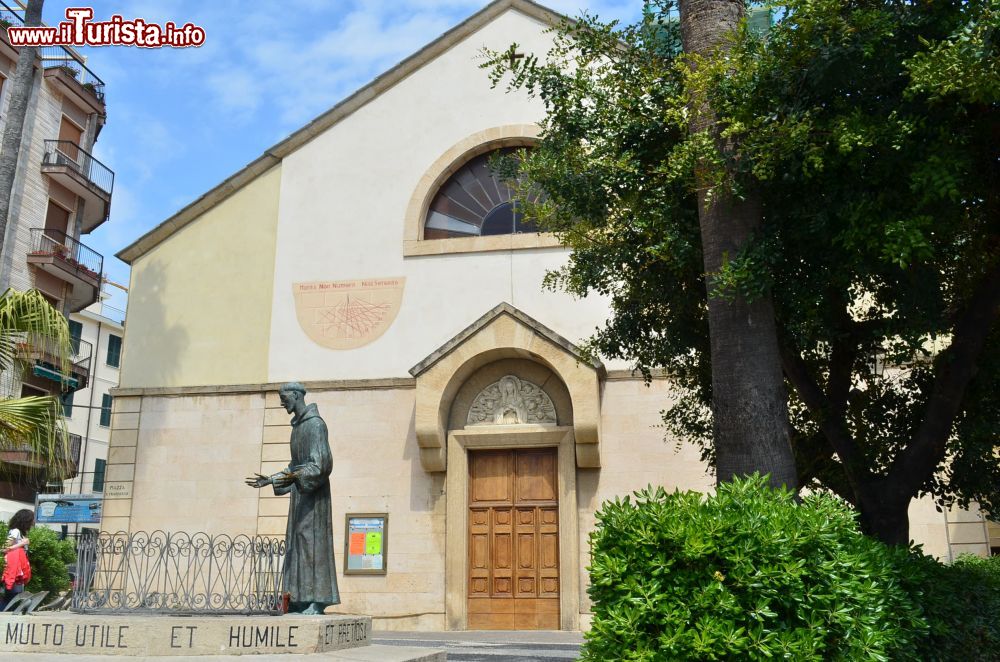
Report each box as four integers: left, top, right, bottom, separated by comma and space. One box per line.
105, 0, 995, 631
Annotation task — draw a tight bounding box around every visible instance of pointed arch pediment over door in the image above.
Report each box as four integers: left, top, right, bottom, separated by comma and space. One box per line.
409, 302, 605, 471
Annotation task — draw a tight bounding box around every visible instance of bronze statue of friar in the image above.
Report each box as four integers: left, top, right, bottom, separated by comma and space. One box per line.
245, 382, 340, 615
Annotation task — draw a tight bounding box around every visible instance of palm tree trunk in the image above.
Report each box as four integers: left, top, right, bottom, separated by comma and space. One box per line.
0, 0, 45, 258
679, 0, 798, 490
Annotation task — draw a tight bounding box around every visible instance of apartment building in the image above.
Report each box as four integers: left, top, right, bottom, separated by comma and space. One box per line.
0, 1, 113, 519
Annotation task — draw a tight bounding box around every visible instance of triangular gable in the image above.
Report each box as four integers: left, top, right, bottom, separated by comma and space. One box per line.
117, 0, 568, 264
410, 302, 605, 377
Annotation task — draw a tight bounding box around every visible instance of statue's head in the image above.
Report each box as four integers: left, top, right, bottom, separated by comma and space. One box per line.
278, 382, 307, 414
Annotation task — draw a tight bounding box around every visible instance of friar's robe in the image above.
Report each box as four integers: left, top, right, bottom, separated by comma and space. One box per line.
272, 403, 340, 605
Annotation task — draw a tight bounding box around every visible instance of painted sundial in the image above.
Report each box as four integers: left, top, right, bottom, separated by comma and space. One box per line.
293, 278, 405, 350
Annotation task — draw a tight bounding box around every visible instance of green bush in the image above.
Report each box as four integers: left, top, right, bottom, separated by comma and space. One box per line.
0, 523, 76, 597
25, 526, 75, 595
583, 475, 929, 661
912, 553, 1000, 661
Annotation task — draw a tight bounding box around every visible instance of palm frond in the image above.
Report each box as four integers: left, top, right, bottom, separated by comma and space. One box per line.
0, 288, 72, 376
0, 395, 67, 461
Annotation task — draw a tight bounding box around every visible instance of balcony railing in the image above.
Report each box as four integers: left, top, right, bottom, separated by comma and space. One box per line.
0, 2, 106, 101
38, 46, 106, 101
29, 228, 103, 282
0, 1, 19, 27
17, 335, 92, 391
0, 433, 82, 479
98, 302, 126, 325
42, 140, 114, 196
48, 468, 104, 495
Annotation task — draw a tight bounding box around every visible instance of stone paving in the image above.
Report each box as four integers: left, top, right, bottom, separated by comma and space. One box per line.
375, 630, 584, 662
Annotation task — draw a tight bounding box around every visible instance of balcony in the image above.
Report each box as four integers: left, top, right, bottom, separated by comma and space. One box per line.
0, 433, 82, 481
41, 141, 114, 231
0, 3, 106, 113
17, 334, 92, 393
27, 228, 103, 312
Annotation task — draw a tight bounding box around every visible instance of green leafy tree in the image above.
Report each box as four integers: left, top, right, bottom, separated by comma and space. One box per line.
486, 0, 999, 544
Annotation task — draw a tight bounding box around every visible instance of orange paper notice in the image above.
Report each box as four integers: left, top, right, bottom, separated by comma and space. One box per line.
349, 532, 366, 556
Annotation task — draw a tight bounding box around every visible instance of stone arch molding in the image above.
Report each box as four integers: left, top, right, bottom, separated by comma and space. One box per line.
409, 302, 605, 471
402, 124, 563, 256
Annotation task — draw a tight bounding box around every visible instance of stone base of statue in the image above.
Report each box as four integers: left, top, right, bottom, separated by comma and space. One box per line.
0, 613, 445, 659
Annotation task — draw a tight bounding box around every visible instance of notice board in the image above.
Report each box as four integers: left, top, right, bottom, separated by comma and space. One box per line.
344, 513, 387, 575
35, 493, 103, 524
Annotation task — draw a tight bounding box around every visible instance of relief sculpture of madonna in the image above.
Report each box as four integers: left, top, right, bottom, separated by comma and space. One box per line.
245, 382, 340, 614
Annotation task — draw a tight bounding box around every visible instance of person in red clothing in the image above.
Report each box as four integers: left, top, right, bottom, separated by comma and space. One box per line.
1, 509, 33, 611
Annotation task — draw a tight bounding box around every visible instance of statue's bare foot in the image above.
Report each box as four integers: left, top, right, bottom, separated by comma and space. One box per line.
301, 602, 325, 615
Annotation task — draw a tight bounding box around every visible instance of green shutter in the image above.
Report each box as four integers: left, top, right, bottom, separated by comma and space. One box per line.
106, 334, 121, 368
61, 390, 74, 417
99, 393, 112, 427
93, 458, 106, 492
69, 320, 83, 355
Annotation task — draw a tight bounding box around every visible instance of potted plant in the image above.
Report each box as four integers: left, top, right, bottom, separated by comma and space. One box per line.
57, 65, 80, 80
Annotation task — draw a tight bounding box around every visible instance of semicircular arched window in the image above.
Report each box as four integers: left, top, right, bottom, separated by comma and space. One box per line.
423, 147, 543, 240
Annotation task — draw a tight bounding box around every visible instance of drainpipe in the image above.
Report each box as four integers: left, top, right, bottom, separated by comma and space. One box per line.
70, 319, 100, 539
76, 320, 100, 496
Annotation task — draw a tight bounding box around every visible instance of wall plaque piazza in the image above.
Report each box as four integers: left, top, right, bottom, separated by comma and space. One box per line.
293, 278, 405, 350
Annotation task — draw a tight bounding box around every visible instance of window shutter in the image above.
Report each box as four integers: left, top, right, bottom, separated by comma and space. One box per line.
106, 334, 121, 368
93, 458, 106, 492
99, 393, 112, 427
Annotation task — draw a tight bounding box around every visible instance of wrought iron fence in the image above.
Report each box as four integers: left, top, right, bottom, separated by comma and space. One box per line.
42, 140, 115, 195
29, 228, 104, 280
72, 531, 287, 615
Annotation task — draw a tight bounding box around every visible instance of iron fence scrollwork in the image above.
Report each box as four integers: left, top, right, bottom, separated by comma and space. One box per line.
72, 531, 286, 615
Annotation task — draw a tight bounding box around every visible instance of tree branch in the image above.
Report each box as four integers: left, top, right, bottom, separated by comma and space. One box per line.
890, 262, 1000, 495
779, 343, 872, 494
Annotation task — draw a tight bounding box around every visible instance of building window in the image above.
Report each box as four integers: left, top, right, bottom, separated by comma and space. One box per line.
93, 458, 106, 492
44, 199, 73, 236
99, 393, 112, 427
106, 334, 121, 368
423, 147, 542, 239
61, 390, 74, 418
69, 319, 82, 354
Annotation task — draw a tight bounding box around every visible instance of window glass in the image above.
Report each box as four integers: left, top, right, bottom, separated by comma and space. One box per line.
423, 147, 542, 240
99, 393, 112, 427
106, 334, 121, 368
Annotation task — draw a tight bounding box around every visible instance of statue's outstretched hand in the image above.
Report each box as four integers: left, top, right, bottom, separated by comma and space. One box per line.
245, 473, 271, 489
272, 470, 297, 488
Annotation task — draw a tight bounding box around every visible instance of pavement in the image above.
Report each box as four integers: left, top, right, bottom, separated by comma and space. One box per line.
2, 630, 583, 661
374, 630, 584, 661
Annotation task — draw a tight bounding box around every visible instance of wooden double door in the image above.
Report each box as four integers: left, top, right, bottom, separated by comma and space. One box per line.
468, 448, 559, 630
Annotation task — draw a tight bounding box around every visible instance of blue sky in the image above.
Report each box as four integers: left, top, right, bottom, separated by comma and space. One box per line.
35, 0, 643, 309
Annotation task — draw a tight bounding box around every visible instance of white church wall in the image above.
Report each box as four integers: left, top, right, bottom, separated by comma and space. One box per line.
268, 8, 624, 383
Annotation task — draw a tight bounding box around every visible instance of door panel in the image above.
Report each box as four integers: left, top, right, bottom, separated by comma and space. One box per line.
468, 448, 559, 630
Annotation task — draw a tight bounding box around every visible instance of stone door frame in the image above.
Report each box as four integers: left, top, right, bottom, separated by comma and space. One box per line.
444, 425, 579, 631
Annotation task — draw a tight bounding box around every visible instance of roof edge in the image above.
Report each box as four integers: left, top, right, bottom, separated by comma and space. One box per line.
408, 301, 606, 377
116, 0, 567, 265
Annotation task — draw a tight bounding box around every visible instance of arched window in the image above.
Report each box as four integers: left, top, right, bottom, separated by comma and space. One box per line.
423, 147, 543, 240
